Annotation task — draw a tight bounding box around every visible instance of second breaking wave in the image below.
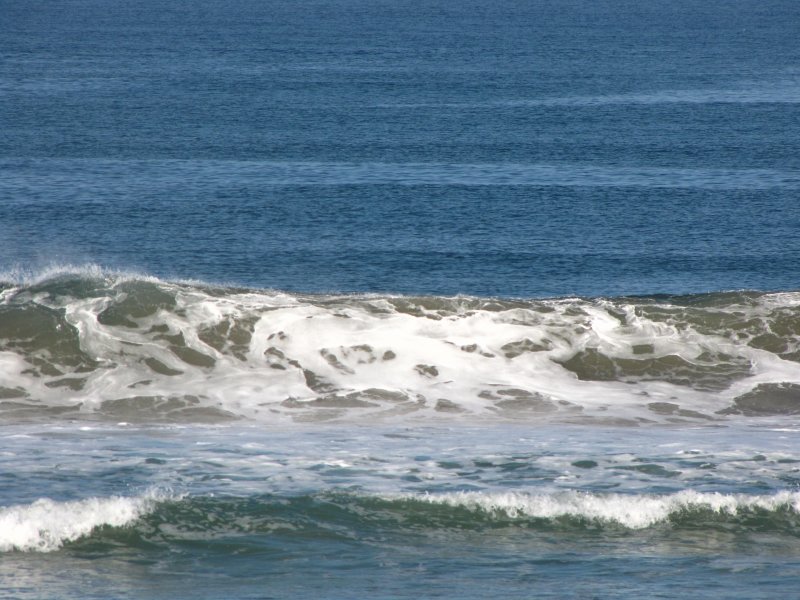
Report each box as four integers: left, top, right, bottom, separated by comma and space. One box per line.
5, 490, 800, 554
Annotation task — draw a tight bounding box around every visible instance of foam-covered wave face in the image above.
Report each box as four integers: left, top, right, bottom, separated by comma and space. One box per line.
0, 489, 169, 552
2, 268, 800, 423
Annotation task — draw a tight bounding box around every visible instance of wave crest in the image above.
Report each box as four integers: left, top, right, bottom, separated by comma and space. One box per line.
0, 489, 172, 552
399, 490, 800, 529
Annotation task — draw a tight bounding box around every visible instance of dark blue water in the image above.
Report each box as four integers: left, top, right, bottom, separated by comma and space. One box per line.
3, 0, 799, 297
4, 1, 800, 598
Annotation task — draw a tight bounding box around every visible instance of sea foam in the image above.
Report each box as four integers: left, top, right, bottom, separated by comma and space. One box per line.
0, 489, 169, 552
402, 490, 800, 529
2, 272, 800, 423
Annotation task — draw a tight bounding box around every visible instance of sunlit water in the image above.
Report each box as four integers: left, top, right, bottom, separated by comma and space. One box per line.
2, 0, 800, 597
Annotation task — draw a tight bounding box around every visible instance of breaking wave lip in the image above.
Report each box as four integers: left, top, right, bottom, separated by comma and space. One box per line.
389, 490, 800, 529
6, 489, 799, 551
0, 262, 794, 302
0, 263, 223, 291
0, 263, 152, 288
0, 489, 174, 552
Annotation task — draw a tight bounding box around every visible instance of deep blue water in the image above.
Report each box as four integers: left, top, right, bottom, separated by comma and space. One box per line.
3, 1, 800, 598
2, 0, 799, 297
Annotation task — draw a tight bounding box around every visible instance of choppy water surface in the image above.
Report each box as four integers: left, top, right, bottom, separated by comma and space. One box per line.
3, 273, 800, 425
3, 422, 800, 599
3, 272, 800, 598
3, 0, 800, 597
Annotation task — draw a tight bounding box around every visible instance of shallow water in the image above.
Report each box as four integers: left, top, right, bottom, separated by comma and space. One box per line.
3, 422, 800, 599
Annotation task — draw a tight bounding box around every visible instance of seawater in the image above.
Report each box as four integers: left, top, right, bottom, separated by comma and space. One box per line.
2, 0, 800, 598
3, 422, 800, 599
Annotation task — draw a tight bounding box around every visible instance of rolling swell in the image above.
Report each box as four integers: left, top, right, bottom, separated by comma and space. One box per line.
2, 269, 800, 423
7, 490, 800, 555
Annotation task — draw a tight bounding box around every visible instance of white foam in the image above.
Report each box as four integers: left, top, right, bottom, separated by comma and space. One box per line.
5, 275, 800, 422
402, 490, 800, 529
0, 489, 170, 552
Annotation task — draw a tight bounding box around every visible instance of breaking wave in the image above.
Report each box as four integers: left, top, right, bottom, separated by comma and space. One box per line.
2, 267, 800, 424
7, 489, 800, 553
395, 490, 800, 530
0, 489, 171, 552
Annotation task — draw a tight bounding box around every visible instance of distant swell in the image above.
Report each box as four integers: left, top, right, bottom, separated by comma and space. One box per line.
2, 268, 800, 424
2, 158, 797, 189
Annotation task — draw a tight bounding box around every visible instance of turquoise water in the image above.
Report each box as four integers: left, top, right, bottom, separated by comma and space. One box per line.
2, 0, 800, 597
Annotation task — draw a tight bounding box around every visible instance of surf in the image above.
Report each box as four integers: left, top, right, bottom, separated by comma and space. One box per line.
1, 268, 799, 425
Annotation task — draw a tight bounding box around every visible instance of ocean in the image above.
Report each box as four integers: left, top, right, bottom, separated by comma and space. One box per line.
2, 0, 800, 597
